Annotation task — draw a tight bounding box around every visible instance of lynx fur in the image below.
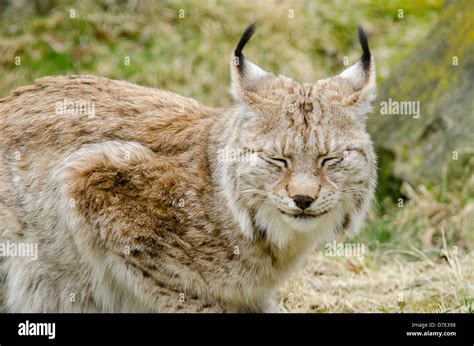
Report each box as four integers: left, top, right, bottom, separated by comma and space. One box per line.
0, 24, 376, 312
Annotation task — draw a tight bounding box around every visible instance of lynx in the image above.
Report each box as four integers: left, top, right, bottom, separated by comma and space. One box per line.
0, 24, 376, 312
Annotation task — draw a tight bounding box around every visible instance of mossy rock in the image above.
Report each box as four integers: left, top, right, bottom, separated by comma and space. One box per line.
368, 0, 474, 199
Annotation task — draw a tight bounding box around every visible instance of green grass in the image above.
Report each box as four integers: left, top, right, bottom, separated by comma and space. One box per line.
0, 0, 443, 104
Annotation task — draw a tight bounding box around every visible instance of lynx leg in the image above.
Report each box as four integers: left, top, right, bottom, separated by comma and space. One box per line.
51, 141, 223, 312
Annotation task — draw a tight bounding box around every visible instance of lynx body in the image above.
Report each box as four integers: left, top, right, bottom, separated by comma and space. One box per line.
0, 25, 376, 312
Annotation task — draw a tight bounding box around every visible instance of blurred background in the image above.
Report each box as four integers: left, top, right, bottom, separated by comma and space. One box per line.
0, 0, 472, 312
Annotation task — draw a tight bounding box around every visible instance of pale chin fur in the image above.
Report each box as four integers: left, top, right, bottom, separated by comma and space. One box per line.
252, 202, 339, 249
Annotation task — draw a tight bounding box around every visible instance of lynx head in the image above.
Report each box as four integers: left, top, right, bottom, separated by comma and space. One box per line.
220, 23, 377, 248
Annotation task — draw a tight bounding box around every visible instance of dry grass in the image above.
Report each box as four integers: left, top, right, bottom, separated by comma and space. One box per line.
279, 249, 474, 313
278, 180, 474, 313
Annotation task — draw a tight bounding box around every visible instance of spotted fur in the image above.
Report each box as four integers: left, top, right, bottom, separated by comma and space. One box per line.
0, 25, 376, 312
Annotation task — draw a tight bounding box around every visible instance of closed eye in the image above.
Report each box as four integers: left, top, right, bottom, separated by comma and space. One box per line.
321, 156, 343, 167
261, 156, 288, 168
271, 157, 288, 165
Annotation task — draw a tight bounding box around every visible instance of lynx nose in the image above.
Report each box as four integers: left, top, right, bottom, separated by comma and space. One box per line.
292, 195, 314, 210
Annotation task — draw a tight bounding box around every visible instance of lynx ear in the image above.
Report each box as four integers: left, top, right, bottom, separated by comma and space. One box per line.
230, 23, 272, 101
338, 26, 376, 117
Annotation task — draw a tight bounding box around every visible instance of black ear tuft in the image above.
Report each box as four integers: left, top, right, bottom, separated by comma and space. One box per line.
234, 22, 257, 72
358, 25, 371, 72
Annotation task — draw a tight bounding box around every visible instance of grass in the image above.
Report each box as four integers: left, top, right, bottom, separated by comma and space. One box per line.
279, 250, 474, 312
1, 0, 472, 313
0, 0, 443, 102
279, 180, 474, 313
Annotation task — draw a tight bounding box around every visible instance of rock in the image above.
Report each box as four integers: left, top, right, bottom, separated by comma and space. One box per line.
368, 0, 474, 199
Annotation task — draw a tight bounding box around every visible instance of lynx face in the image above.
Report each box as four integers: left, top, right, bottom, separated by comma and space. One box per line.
222, 24, 377, 247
